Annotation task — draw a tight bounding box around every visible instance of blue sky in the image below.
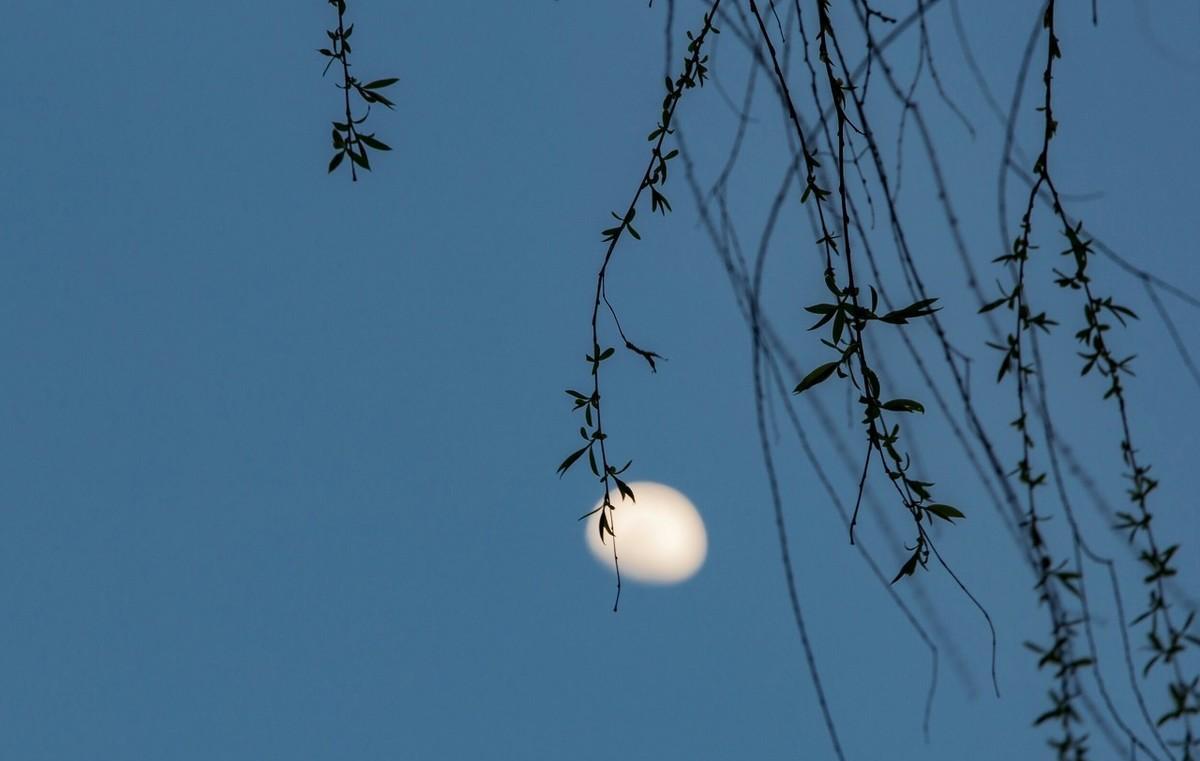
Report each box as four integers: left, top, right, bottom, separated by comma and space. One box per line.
2, 1, 1198, 758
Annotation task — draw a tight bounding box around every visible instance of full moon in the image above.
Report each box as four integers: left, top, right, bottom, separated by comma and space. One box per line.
584, 481, 707, 584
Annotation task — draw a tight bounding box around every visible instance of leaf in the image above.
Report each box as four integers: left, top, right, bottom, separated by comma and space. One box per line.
794, 361, 839, 394
881, 398, 925, 414
907, 480, 934, 501
891, 552, 919, 584
807, 308, 837, 331
364, 77, 400, 90
614, 476, 635, 503
881, 298, 940, 324
360, 134, 392, 151
328, 151, 345, 173
926, 504, 966, 523
371, 92, 396, 109
557, 445, 590, 477
979, 296, 1007, 313
864, 369, 881, 399
650, 188, 672, 215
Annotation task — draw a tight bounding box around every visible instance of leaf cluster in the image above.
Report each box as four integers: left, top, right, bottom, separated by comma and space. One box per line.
793, 269, 964, 582
557, 379, 634, 546
319, 1, 398, 180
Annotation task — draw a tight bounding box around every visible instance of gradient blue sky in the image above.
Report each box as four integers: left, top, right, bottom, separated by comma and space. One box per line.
2, 1, 1198, 759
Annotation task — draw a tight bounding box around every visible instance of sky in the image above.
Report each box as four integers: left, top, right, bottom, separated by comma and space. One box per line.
1, 1, 1198, 759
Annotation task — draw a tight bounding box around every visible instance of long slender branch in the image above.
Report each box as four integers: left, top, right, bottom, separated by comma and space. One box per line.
560, 1, 722, 612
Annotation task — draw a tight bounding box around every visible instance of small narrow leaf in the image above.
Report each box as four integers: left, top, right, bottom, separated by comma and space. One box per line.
557, 445, 590, 477
360, 134, 392, 151
794, 361, 840, 394
891, 553, 919, 584
364, 77, 400, 90
614, 477, 635, 503
881, 399, 925, 414
926, 504, 966, 523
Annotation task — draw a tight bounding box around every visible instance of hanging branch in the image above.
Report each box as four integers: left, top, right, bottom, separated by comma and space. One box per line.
985, 1, 1199, 753
981, 1, 1200, 753
671, 0, 1198, 754
319, 0, 399, 180
749, 0, 966, 595
1056, 216, 1200, 747
977, 3, 1100, 755
558, 1, 721, 612
679, 124, 950, 741
842, 0, 1175, 753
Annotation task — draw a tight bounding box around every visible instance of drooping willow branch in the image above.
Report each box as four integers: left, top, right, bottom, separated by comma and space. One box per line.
704, 0, 1006, 719
879, 7, 1200, 748
696, 9, 980, 714
1031, 330, 1171, 761
970, 4, 1114, 756
835, 2, 1199, 753
825, 6, 1167, 752
747, 1, 972, 606
643, 0, 1199, 755
816, 0, 1011, 697
549, 0, 1197, 754
984, 2, 1199, 753
557, 1, 721, 612
678, 113, 955, 742
712, 1, 1171, 751
319, 0, 399, 180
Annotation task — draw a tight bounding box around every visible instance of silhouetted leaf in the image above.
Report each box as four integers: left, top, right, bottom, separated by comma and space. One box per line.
614, 476, 635, 503
360, 134, 391, 151
364, 77, 399, 89
557, 445, 590, 477
927, 504, 965, 523
794, 361, 839, 394
881, 398, 925, 414
891, 552, 919, 584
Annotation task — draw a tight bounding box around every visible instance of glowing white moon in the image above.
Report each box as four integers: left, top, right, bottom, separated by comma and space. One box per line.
584, 481, 707, 584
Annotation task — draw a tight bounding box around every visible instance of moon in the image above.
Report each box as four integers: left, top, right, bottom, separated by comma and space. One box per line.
584, 481, 707, 584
